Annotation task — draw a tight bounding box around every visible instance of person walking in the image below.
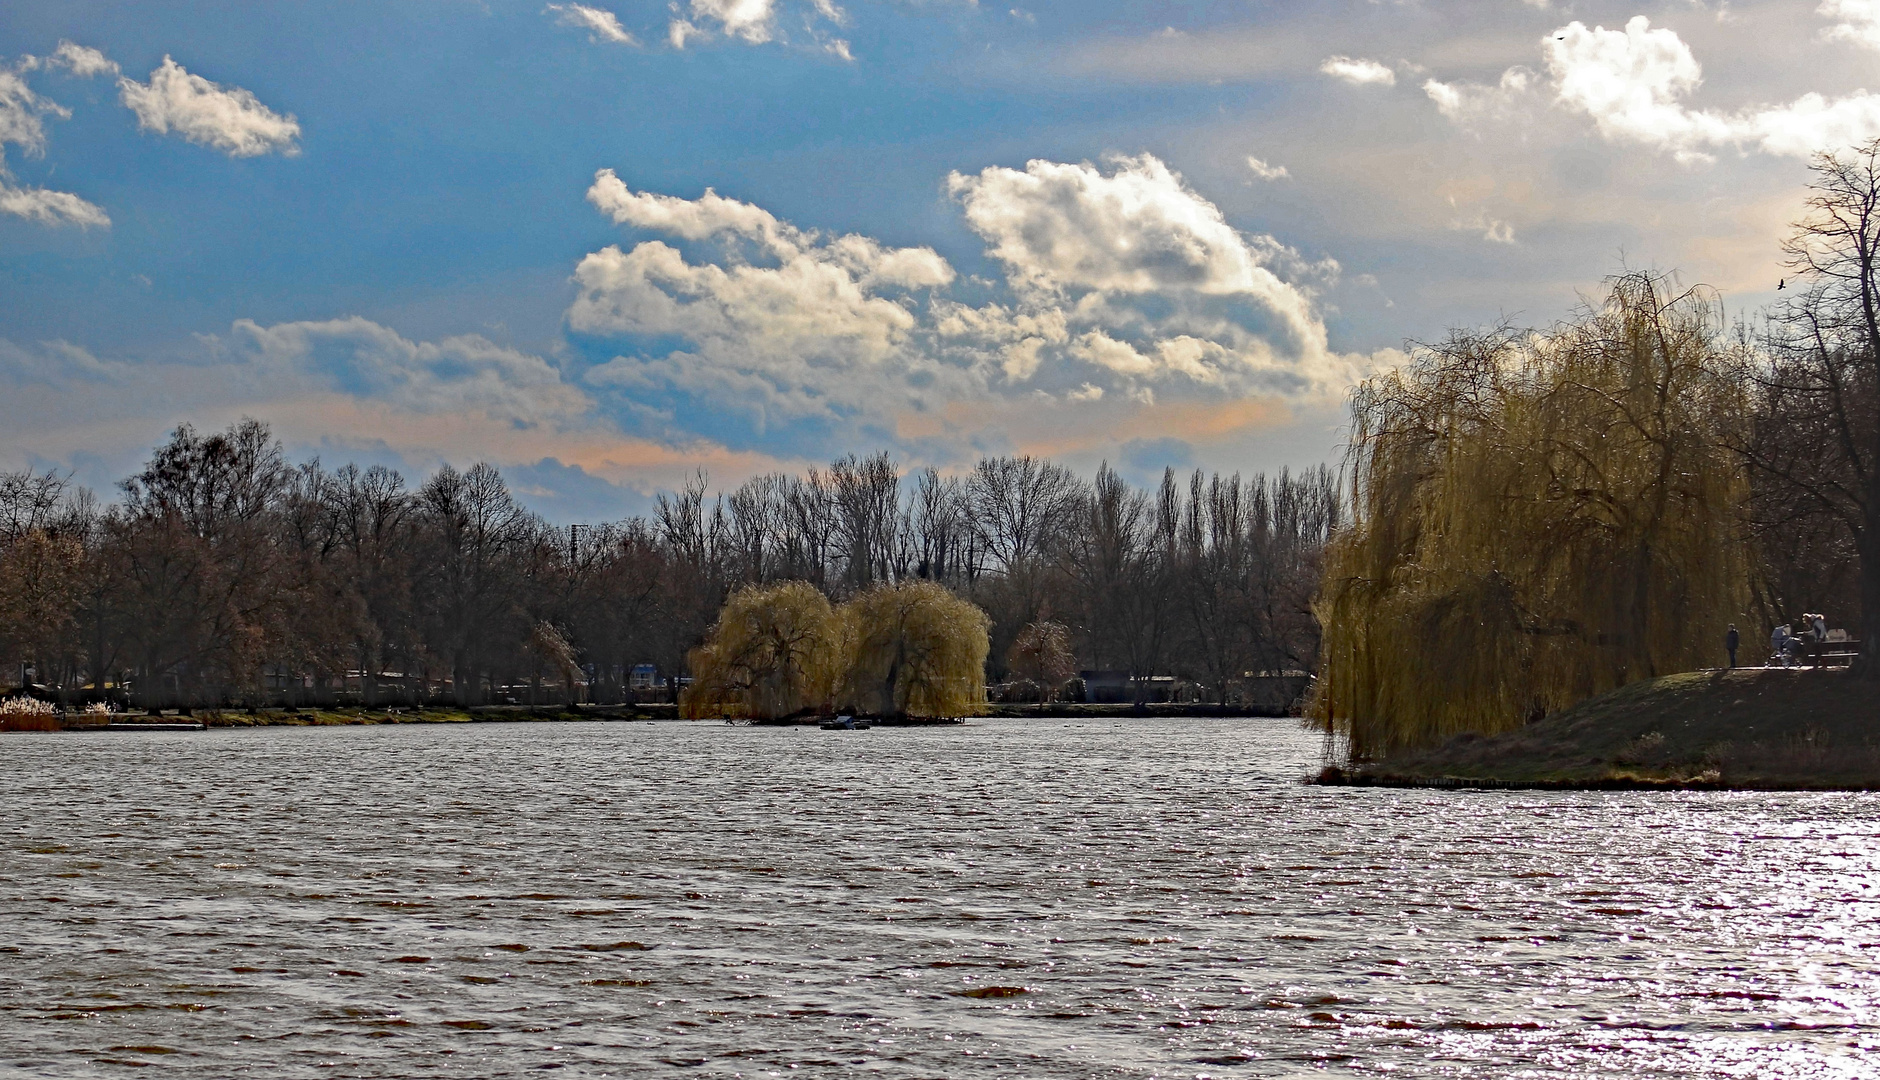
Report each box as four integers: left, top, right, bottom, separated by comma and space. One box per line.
1726, 624, 1739, 668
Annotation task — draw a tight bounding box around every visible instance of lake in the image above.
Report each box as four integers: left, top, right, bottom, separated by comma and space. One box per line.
2, 718, 1875, 1077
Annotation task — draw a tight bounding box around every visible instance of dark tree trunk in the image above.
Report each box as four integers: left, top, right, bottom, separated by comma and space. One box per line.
1862, 515, 1880, 677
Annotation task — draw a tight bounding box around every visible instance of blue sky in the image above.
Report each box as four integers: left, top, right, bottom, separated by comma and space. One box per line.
0, 0, 1867, 520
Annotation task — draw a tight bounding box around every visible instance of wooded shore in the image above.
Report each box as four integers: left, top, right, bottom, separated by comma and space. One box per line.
22, 701, 1299, 730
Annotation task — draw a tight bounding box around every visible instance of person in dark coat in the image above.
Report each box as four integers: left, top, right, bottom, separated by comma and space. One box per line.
1726, 624, 1739, 668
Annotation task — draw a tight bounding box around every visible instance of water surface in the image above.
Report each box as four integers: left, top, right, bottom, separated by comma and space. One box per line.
2, 718, 1876, 1077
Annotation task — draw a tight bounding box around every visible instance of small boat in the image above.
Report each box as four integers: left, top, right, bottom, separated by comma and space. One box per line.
819, 715, 871, 730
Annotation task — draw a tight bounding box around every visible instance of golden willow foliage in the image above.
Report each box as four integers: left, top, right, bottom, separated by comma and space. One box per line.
681, 581, 841, 720
682, 579, 990, 720
840, 580, 990, 719
1312, 274, 1753, 759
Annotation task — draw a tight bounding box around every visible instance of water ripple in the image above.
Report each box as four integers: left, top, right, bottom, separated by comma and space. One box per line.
2, 718, 1877, 1077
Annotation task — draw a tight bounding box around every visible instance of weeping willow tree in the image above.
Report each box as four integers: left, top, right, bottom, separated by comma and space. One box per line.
838, 580, 990, 719
1312, 273, 1753, 760
681, 580, 842, 720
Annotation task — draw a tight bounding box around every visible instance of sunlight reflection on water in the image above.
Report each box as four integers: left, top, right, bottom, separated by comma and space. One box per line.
2, 718, 1877, 1077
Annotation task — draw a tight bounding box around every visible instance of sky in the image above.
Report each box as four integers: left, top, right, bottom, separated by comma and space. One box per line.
0, 0, 1872, 521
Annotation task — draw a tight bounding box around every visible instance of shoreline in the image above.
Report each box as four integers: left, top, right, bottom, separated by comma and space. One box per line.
40, 704, 675, 731
1316, 668, 1880, 791
12, 702, 1307, 732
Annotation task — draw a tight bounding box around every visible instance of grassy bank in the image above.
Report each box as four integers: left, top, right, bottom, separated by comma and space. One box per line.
1323, 668, 1880, 790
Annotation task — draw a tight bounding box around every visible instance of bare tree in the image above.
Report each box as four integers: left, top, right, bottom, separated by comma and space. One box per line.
4, 433, 1350, 712
0, 469, 72, 542
828, 453, 900, 592
1006, 619, 1075, 708
967, 455, 1082, 575
115, 421, 293, 707
907, 467, 967, 585
413, 462, 535, 704
1744, 140, 1880, 673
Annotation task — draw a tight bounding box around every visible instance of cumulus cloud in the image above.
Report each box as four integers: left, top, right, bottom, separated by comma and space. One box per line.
573, 169, 964, 426
585, 167, 954, 289
588, 170, 798, 249
568, 156, 1373, 455
1821, 0, 1880, 49
0, 183, 109, 227
118, 56, 300, 157
1543, 17, 1735, 155
1427, 16, 1880, 162
1745, 92, 1880, 159
946, 154, 1328, 359
44, 41, 118, 78
230, 317, 591, 425
0, 60, 108, 227
548, 3, 639, 45
1319, 56, 1395, 86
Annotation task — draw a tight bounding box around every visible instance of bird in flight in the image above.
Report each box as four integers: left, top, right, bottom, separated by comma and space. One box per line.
1778, 278, 1786, 290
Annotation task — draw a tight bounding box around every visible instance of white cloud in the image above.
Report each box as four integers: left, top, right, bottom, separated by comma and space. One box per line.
45, 41, 118, 78
1319, 56, 1395, 86
672, 0, 779, 45
666, 0, 853, 55
566, 155, 1375, 454
1543, 17, 1734, 155
572, 170, 965, 425
1427, 16, 1880, 161
0, 68, 67, 156
586, 167, 954, 287
118, 56, 301, 158
1821, 0, 1880, 49
230, 317, 591, 425
1245, 155, 1289, 180
570, 241, 920, 369
942, 154, 1357, 396
0, 181, 109, 227
1748, 91, 1880, 159
547, 3, 639, 45
947, 155, 1322, 315
1424, 68, 1533, 125
588, 169, 800, 250
0, 60, 106, 227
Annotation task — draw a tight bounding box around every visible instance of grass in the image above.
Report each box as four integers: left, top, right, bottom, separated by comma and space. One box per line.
1326, 667, 1880, 789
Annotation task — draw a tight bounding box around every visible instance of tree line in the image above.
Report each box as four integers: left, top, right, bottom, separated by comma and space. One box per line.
0, 425, 1339, 710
